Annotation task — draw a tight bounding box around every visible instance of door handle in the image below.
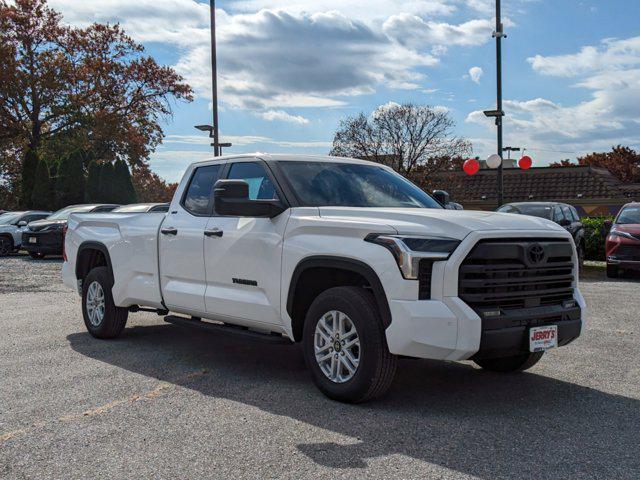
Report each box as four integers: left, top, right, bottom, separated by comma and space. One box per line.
161, 227, 178, 236
204, 228, 223, 238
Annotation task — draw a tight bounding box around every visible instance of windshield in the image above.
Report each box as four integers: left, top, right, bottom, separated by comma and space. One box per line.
47, 205, 95, 221
617, 206, 640, 224
277, 161, 442, 209
0, 213, 21, 225
512, 204, 552, 219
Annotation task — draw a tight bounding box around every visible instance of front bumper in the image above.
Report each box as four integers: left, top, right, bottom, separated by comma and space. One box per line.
21, 231, 63, 255
384, 230, 585, 361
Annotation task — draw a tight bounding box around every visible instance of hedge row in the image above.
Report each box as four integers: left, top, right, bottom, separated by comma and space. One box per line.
581, 216, 614, 261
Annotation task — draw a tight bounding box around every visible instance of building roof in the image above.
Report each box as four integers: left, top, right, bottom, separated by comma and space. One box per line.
424, 165, 639, 204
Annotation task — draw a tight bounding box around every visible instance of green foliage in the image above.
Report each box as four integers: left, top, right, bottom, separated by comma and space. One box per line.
97, 162, 116, 203
582, 216, 615, 261
114, 159, 137, 204
20, 150, 39, 208
31, 160, 54, 210
56, 150, 86, 208
86, 161, 101, 202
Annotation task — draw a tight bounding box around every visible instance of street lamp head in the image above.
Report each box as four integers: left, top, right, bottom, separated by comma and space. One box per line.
195, 124, 214, 132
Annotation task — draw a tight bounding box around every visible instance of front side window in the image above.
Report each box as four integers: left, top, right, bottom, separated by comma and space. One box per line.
227, 162, 277, 200
182, 164, 222, 215
561, 205, 574, 222
277, 161, 441, 208
552, 206, 565, 223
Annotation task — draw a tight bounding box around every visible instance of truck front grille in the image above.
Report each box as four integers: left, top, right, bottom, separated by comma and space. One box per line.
458, 238, 575, 311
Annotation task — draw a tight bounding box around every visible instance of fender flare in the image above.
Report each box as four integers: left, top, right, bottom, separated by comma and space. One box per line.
76, 241, 114, 281
286, 255, 392, 329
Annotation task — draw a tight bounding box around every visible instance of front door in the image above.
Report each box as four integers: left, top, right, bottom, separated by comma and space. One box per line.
203, 161, 289, 326
159, 163, 222, 313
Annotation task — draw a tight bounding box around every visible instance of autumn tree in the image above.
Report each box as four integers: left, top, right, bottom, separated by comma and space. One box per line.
96, 162, 116, 203
551, 146, 640, 183
132, 164, 178, 203
0, 0, 193, 204
330, 103, 472, 175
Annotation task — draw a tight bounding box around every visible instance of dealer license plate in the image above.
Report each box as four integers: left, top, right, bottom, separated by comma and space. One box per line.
529, 325, 558, 352
29, 237, 37, 244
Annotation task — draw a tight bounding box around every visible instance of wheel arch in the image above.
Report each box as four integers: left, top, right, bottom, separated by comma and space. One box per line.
76, 241, 114, 283
287, 255, 391, 342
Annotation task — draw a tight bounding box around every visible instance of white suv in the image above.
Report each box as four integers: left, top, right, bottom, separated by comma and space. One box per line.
62, 154, 585, 402
0, 211, 51, 256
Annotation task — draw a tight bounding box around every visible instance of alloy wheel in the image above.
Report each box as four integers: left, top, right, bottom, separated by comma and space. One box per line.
314, 310, 361, 383
86, 281, 106, 327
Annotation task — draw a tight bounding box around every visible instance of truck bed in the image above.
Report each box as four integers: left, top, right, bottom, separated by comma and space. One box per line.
64, 212, 166, 309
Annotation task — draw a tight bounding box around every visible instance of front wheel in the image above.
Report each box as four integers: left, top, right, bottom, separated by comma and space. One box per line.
0, 236, 13, 256
302, 286, 397, 403
474, 352, 544, 373
82, 266, 128, 339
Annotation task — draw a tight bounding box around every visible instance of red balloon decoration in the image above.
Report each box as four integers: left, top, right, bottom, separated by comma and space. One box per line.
463, 158, 480, 176
518, 155, 533, 170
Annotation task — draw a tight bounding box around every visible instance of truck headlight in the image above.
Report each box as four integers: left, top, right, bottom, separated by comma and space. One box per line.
365, 234, 460, 280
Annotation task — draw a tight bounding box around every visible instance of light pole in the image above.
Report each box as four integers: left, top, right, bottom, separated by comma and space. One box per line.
206, 0, 231, 156
195, 125, 232, 155
484, 0, 506, 207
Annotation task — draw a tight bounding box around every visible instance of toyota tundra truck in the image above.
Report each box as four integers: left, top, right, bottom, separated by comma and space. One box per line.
62, 154, 585, 403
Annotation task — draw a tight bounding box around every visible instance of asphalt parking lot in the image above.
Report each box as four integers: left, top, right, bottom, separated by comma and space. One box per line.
1, 255, 639, 479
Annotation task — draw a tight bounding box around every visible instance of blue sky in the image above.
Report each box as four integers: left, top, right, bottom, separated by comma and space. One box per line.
49, 0, 640, 181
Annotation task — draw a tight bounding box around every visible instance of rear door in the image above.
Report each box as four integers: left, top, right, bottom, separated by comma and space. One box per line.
159, 163, 223, 313
203, 160, 289, 325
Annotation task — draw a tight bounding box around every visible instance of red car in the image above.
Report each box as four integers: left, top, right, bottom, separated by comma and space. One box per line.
606, 202, 640, 278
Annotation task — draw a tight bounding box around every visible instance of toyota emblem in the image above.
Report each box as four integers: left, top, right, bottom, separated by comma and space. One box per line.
527, 243, 546, 264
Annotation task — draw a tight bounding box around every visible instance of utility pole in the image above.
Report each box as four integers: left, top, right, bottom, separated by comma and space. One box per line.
209, 0, 220, 156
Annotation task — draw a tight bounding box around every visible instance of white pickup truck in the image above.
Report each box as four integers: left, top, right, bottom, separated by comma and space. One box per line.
62, 154, 585, 402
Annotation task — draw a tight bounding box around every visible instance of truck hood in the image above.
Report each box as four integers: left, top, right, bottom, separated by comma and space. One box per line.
318, 207, 566, 240
26, 219, 66, 232
0, 225, 16, 233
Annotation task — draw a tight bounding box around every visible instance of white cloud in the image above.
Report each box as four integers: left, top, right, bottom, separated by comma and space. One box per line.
468, 66, 484, 83
467, 36, 640, 161
383, 14, 493, 48
255, 110, 310, 124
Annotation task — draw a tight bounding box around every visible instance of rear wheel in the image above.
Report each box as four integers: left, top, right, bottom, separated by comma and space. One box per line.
0, 236, 13, 256
474, 352, 544, 373
29, 251, 45, 259
82, 266, 128, 339
606, 264, 619, 278
302, 286, 397, 403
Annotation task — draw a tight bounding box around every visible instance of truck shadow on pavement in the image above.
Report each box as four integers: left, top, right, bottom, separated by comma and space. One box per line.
67, 325, 639, 479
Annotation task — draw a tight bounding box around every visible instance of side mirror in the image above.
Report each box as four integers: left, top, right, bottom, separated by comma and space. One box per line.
558, 218, 571, 227
432, 190, 450, 207
214, 179, 285, 218
17, 220, 28, 227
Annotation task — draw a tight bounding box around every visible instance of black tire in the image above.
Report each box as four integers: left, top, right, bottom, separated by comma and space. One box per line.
29, 251, 45, 259
474, 352, 544, 373
82, 266, 128, 339
0, 236, 13, 256
302, 286, 397, 403
606, 264, 619, 279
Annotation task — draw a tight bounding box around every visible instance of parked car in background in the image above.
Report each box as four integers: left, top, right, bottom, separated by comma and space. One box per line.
112, 203, 169, 213
497, 202, 586, 264
0, 211, 51, 256
22, 204, 119, 259
605, 202, 640, 278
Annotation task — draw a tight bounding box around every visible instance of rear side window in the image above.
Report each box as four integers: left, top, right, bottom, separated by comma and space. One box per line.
227, 162, 277, 200
183, 164, 222, 215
